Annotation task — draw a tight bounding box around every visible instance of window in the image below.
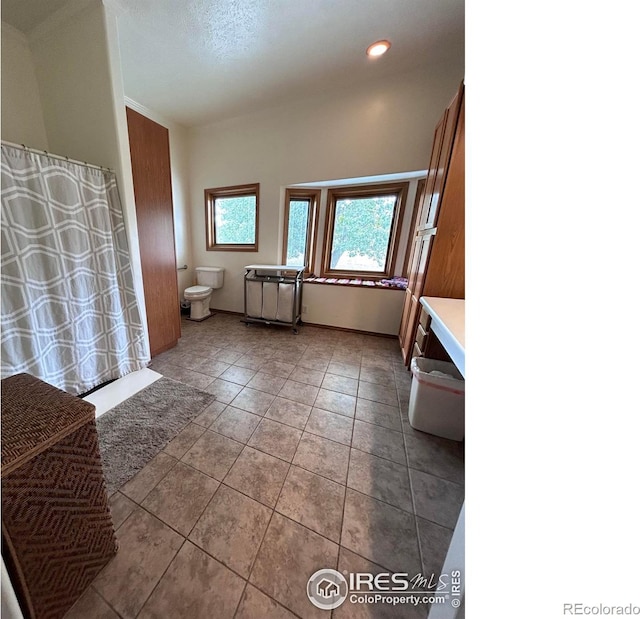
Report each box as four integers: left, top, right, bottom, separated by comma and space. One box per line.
205, 183, 259, 251
282, 188, 320, 272
402, 178, 426, 277
321, 182, 408, 279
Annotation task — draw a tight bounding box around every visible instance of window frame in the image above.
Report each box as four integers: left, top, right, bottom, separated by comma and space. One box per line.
205, 183, 259, 251
320, 182, 409, 280
281, 188, 320, 274
402, 178, 426, 278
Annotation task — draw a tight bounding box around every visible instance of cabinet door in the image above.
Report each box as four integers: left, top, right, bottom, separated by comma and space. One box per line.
417, 116, 446, 231
424, 91, 465, 299
424, 86, 463, 229
399, 230, 436, 365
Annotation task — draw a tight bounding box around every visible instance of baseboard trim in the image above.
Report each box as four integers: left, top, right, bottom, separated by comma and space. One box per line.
203, 308, 396, 339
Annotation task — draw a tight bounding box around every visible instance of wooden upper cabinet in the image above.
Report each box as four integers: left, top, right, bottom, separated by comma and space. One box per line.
424, 93, 465, 298
398, 82, 465, 365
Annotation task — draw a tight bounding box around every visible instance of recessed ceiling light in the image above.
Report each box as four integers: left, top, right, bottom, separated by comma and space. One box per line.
366, 40, 391, 57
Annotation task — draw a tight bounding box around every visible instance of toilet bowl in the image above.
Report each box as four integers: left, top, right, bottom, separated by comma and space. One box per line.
184, 266, 224, 321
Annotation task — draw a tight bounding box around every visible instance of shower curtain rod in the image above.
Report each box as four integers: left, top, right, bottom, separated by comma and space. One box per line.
1, 140, 113, 173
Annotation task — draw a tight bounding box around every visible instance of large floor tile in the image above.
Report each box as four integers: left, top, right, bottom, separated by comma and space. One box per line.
404, 431, 464, 484
230, 386, 276, 415
189, 484, 271, 577
357, 381, 399, 407
265, 396, 312, 429
219, 365, 257, 385
314, 388, 356, 417
190, 357, 231, 378
355, 398, 402, 431
210, 405, 262, 443
235, 352, 269, 371
305, 408, 353, 445
213, 348, 243, 364
181, 430, 244, 480
341, 489, 421, 575
153, 363, 215, 390
263, 360, 296, 379
278, 379, 319, 405
92, 508, 183, 619
352, 420, 406, 465
108, 492, 136, 531
120, 452, 177, 503
291, 366, 325, 387
235, 584, 298, 619
321, 373, 359, 396
271, 349, 303, 364
247, 371, 287, 395
347, 449, 413, 513
297, 354, 330, 373
409, 469, 464, 529
359, 366, 396, 386
205, 378, 244, 404
64, 587, 119, 619
248, 418, 302, 461
326, 361, 360, 379
192, 399, 226, 428
292, 432, 350, 484
224, 446, 289, 507
162, 422, 206, 459
138, 541, 245, 619
250, 513, 339, 619
416, 516, 454, 578
276, 465, 345, 542
141, 461, 219, 535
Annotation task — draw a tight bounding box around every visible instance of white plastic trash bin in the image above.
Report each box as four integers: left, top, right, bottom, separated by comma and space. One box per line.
408, 357, 465, 441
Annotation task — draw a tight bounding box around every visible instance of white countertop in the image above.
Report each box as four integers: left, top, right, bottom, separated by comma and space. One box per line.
419, 296, 465, 378
245, 264, 304, 271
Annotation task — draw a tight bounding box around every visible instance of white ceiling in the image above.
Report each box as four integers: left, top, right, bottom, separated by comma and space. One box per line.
2, 0, 464, 128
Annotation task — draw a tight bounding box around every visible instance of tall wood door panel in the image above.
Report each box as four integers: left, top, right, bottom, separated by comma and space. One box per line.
423, 94, 465, 298
398, 83, 465, 365
126, 107, 180, 357
399, 229, 437, 362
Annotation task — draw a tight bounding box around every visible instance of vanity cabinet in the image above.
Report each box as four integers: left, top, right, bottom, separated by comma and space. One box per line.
413, 307, 451, 363
399, 82, 465, 365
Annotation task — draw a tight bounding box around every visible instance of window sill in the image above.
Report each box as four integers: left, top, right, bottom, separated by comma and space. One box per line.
304, 276, 407, 290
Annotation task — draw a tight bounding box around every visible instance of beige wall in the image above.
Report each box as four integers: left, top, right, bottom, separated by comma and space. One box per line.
1, 22, 49, 149
188, 68, 461, 334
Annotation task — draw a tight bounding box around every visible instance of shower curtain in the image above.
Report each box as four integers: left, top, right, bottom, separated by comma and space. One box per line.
1, 144, 150, 395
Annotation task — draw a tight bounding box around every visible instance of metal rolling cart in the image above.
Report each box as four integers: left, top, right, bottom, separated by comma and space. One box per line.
243, 264, 304, 334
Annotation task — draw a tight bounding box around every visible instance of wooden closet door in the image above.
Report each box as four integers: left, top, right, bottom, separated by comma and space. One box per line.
126, 107, 180, 356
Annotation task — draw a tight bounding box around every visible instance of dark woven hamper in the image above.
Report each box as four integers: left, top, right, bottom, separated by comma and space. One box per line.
1, 373, 117, 619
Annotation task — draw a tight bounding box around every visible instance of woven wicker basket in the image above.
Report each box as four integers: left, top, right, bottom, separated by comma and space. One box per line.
1, 373, 117, 619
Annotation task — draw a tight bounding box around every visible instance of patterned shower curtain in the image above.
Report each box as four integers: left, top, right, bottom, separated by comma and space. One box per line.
1, 144, 150, 395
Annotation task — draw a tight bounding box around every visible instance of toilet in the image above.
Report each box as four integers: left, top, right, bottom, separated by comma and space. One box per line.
184, 266, 224, 321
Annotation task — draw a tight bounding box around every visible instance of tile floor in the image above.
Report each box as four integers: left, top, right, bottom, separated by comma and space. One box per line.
66, 313, 464, 619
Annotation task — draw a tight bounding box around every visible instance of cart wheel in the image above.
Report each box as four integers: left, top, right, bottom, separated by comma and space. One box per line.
292, 328, 298, 335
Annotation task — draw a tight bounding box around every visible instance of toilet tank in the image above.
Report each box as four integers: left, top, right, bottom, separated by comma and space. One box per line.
195, 266, 224, 289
